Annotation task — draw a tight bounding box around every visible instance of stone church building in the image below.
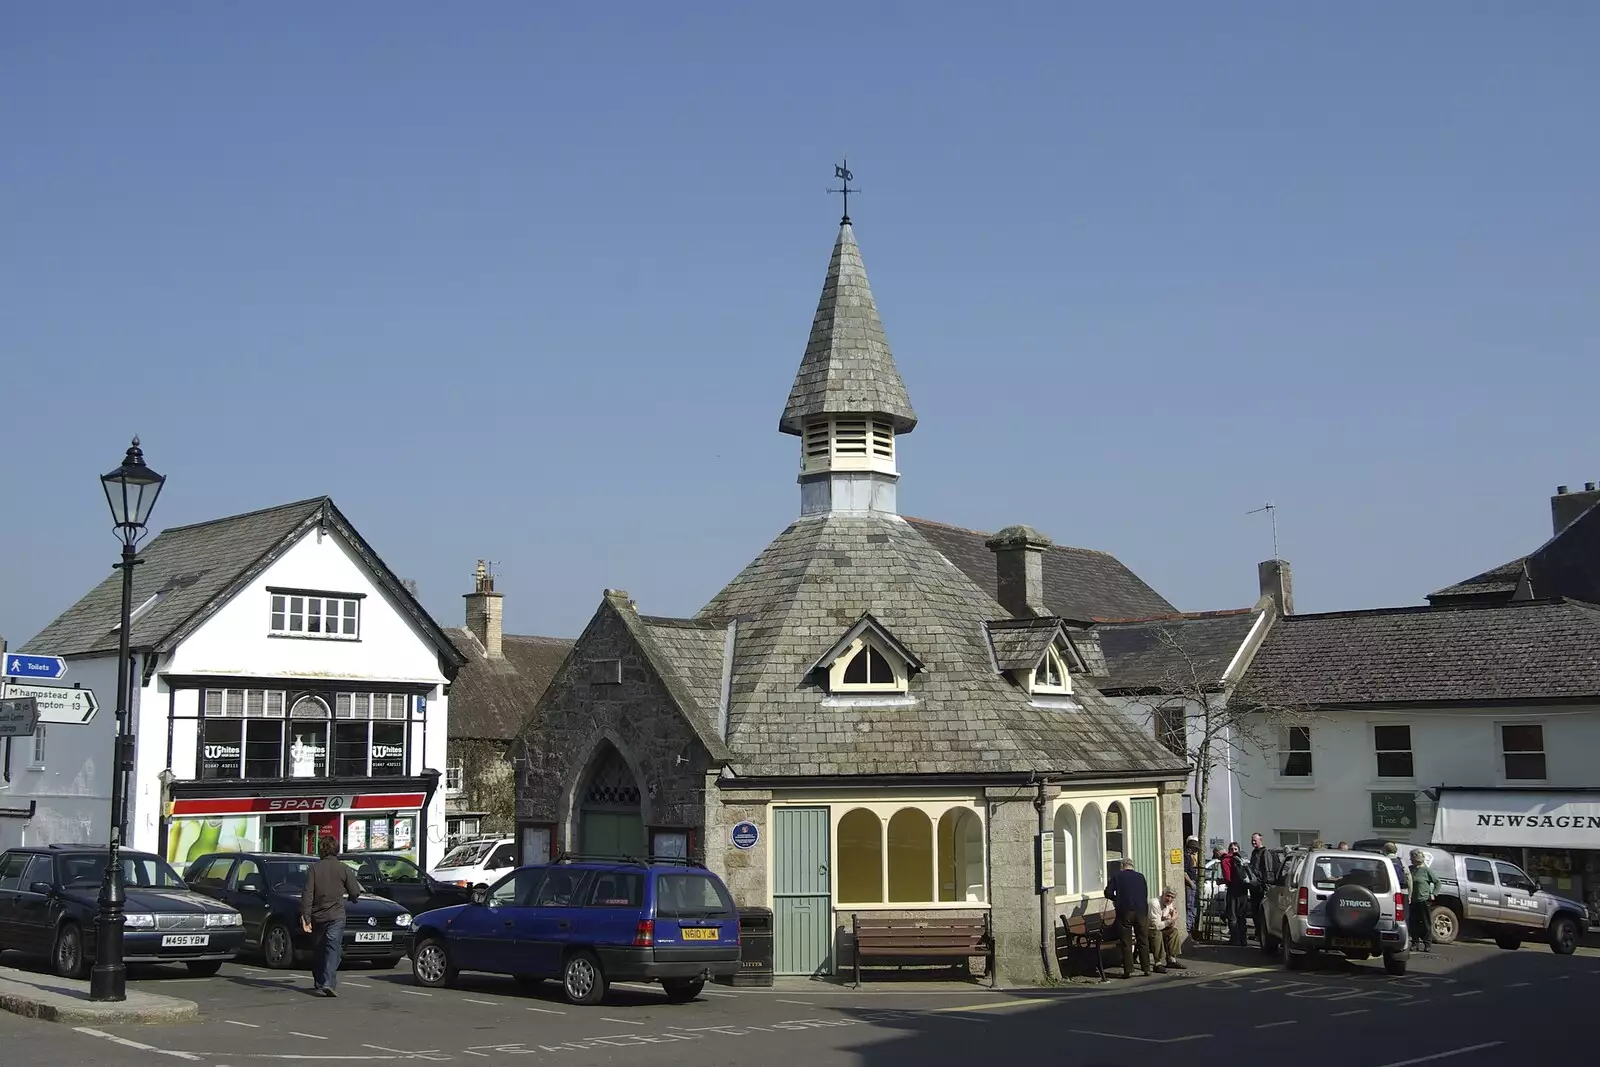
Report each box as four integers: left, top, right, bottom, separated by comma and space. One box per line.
515, 215, 1189, 984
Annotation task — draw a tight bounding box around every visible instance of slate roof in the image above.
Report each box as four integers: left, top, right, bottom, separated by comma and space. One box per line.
22, 497, 464, 673
686, 512, 1188, 780
1239, 599, 1600, 706
635, 615, 734, 761
1090, 611, 1261, 693
1429, 496, 1600, 607
778, 222, 917, 435
906, 517, 1177, 622
447, 629, 574, 740
985, 618, 1066, 673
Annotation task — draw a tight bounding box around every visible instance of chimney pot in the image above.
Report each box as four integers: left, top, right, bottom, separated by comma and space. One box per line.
1551, 483, 1600, 536
1557, 485, 1569, 495
464, 560, 505, 659
985, 525, 1052, 617
1259, 559, 1294, 616
1588, 482, 1597, 492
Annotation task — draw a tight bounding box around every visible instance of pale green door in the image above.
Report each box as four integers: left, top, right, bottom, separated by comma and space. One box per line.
1131, 797, 1161, 890
773, 808, 833, 976
581, 812, 645, 858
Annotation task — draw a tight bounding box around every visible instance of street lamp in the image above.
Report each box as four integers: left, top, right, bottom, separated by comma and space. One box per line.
90, 437, 165, 1002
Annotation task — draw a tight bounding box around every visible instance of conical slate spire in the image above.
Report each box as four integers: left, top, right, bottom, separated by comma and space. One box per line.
779, 222, 917, 435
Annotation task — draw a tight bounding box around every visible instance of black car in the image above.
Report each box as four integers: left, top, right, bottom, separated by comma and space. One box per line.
0, 846, 245, 979
184, 851, 411, 968
337, 853, 471, 914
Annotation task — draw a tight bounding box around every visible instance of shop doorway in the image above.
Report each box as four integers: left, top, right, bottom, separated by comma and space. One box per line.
578, 744, 644, 858
265, 820, 311, 854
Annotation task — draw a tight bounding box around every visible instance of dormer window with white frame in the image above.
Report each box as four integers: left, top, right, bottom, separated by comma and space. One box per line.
802, 416, 896, 476
269, 588, 363, 640
829, 636, 908, 693
1030, 644, 1070, 695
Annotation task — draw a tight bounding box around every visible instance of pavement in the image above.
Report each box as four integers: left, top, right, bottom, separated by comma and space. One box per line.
0, 963, 197, 1025
1, 937, 1596, 1065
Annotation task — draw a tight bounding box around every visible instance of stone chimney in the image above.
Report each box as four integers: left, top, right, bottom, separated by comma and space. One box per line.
1551, 483, 1600, 537
985, 525, 1052, 618
1258, 559, 1294, 616
464, 560, 504, 659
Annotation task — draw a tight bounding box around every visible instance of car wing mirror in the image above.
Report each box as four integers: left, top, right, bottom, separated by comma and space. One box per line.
470, 885, 489, 905
238, 878, 266, 895
29, 881, 54, 895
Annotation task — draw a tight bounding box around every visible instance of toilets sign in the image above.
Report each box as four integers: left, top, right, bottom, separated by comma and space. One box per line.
4, 653, 67, 681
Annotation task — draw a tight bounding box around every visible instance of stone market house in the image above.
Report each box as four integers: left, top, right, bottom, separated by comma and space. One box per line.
444, 561, 572, 845
2, 497, 466, 870
515, 217, 1189, 983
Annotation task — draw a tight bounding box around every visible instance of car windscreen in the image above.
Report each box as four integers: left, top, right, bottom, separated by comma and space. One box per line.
264, 860, 316, 891
59, 854, 187, 889
1310, 856, 1391, 893
655, 873, 736, 920
436, 842, 492, 869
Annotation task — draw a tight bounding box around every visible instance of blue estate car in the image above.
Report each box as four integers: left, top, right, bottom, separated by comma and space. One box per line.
409, 857, 741, 1005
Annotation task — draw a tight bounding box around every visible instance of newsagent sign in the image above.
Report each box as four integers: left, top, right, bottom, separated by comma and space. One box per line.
1433, 790, 1600, 850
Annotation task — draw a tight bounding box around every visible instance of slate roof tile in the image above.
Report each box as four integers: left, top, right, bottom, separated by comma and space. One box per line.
1091, 611, 1261, 692
447, 629, 574, 740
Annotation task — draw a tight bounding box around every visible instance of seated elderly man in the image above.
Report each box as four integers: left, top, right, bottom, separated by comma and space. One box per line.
1149, 887, 1188, 970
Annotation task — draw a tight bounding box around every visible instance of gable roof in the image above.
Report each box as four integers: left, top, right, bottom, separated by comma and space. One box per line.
1239, 598, 1600, 706
905, 517, 1177, 622
611, 604, 734, 763
1429, 497, 1600, 607
984, 617, 1069, 673
810, 612, 926, 677
693, 511, 1187, 780
22, 496, 466, 675
778, 221, 917, 435
447, 629, 574, 740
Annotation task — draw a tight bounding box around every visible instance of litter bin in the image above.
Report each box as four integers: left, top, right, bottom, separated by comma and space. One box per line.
727, 906, 773, 987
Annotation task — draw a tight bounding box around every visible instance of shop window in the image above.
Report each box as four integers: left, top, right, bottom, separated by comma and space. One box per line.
1105, 802, 1126, 881
1079, 804, 1105, 892
938, 807, 985, 903
245, 721, 284, 778
333, 722, 370, 777
1499, 724, 1546, 781
1374, 724, 1413, 779
201, 720, 244, 779
887, 808, 934, 902
1053, 805, 1077, 896
370, 723, 406, 776
836, 808, 884, 903
1277, 726, 1313, 778
288, 696, 329, 778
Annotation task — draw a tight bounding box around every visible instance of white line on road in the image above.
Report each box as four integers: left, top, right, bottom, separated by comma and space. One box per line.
1255, 1021, 1298, 1029
72, 1028, 202, 1062
1069, 1029, 1212, 1044
699, 990, 738, 997
933, 1000, 1037, 1014
1507, 982, 1531, 987
463, 998, 500, 1006
601, 1017, 645, 1026
778, 999, 814, 1006
1452, 990, 1483, 997
344, 981, 374, 988
1333, 1009, 1371, 1017
225, 1020, 261, 1028
1372, 1042, 1503, 1067
526, 1006, 567, 1015
290, 1032, 327, 1040
399, 989, 433, 997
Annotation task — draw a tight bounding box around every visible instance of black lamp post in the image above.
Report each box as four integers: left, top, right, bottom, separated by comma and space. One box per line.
89, 437, 165, 1002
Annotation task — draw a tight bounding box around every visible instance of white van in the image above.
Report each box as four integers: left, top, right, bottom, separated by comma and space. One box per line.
428, 837, 517, 891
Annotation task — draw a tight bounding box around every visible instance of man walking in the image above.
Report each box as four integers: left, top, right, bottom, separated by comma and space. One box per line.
300, 836, 363, 996
1105, 858, 1158, 977
1407, 849, 1440, 953
1152, 887, 1187, 970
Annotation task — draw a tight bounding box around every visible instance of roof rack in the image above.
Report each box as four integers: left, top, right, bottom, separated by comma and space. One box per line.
551, 852, 701, 869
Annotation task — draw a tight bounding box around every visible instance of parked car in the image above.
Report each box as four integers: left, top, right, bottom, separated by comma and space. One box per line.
428, 838, 518, 892
1261, 847, 1411, 974
183, 851, 411, 969
0, 845, 244, 978
1351, 840, 1588, 954
409, 857, 741, 1005
338, 852, 471, 914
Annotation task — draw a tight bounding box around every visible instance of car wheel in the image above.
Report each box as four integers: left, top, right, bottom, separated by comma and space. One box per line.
262, 921, 296, 969
412, 937, 456, 988
1383, 953, 1407, 976
53, 922, 90, 980
1281, 924, 1304, 971
562, 950, 607, 1006
1429, 905, 1459, 944
1494, 933, 1522, 951
514, 974, 544, 989
662, 977, 704, 1003
185, 960, 224, 977
1549, 916, 1579, 956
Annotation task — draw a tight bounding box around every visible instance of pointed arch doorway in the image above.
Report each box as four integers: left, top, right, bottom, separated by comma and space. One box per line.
579, 744, 646, 858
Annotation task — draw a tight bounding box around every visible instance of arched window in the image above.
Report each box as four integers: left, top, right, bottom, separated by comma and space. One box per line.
287, 696, 329, 778
1031, 646, 1069, 694
1053, 805, 1077, 895
837, 808, 884, 903
1105, 802, 1127, 882
887, 809, 933, 902
937, 808, 985, 903
829, 638, 907, 693
1080, 804, 1105, 893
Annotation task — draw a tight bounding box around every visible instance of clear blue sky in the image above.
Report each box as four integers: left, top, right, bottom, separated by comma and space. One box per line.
3, 3, 1597, 647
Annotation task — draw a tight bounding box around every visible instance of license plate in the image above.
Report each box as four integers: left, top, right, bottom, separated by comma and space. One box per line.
1331, 937, 1369, 949
681, 927, 718, 941
161, 934, 210, 947
354, 931, 392, 943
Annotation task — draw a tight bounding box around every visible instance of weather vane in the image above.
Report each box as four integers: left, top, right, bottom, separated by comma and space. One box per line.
827, 160, 857, 223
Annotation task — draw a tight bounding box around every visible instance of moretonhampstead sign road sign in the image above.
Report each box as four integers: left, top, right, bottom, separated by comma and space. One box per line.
0, 682, 99, 725
0, 697, 41, 737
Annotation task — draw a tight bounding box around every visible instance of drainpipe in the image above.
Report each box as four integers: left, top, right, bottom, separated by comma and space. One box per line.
1033, 778, 1055, 980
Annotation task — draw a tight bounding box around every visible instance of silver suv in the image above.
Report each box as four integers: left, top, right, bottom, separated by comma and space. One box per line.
1261, 848, 1411, 975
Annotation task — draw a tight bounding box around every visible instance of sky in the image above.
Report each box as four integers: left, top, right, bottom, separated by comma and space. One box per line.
3, 3, 1597, 648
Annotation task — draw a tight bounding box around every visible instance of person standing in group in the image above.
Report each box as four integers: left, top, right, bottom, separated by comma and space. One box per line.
300, 836, 363, 997
1220, 842, 1251, 946
1182, 836, 1201, 935
1106, 858, 1159, 977
1407, 850, 1441, 953
1151, 887, 1188, 970
1248, 832, 1268, 941
1383, 842, 1407, 888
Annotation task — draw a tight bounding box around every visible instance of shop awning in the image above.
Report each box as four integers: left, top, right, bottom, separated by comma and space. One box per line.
1433, 789, 1600, 850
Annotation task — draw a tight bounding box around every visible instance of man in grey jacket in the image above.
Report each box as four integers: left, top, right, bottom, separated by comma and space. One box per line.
300, 836, 362, 996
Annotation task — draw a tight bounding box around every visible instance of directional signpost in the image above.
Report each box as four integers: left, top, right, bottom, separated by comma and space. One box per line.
0, 682, 99, 725
0, 697, 40, 738
3, 653, 67, 681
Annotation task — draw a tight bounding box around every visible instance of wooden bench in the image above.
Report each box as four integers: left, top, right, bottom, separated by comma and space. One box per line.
851, 914, 995, 988
1059, 909, 1118, 982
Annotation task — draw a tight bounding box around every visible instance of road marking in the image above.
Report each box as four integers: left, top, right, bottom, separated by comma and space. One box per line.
399, 989, 433, 997
933, 999, 1037, 1014
344, 981, 373, 988
700, 990, 737, 997
526, 1006, 567, 1015
1255, 1020, 1298, 1028
1333, 1009, 1370, 1017
1507, 981, 1530, 987
1373, 1042, 1503, 1067
778, 999, 814, 1006
1069, 1029, 1212, 1044
463, 998, 500, 1006
601, 1017, 645, 1025
72, 1028, 202, 1061
1452, 990, 1482, 997
225, 1020, 261, 1028
290, 1032, 327, 1040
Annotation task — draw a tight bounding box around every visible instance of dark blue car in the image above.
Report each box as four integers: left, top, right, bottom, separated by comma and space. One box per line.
409, 857, 740, 1005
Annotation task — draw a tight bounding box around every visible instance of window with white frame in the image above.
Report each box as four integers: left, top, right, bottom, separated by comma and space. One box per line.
29, 726, 47, 769
1500, 724, 1546, 781
269, 590, 361, 639
834, 805, 986, 906
1030, 645, 1070, 695
446, 759, 464, 795
1276, 726, 1313, 778
200, 688, 409, 780
1104, 802, 1127, 881
828, 637, 908, 694
1078, 804, 1104, 890
1373, 724, 1414, 779
1053, 805, 1077, 895
1278, 829, 1320, 848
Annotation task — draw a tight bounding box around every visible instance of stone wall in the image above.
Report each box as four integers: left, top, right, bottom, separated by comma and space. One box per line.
705, 781, 772, 907
985, 785, 1053, 986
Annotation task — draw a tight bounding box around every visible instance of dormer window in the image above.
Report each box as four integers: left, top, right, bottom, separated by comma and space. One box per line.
1030, 645, 1070, 695
828, 636, 909, 694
